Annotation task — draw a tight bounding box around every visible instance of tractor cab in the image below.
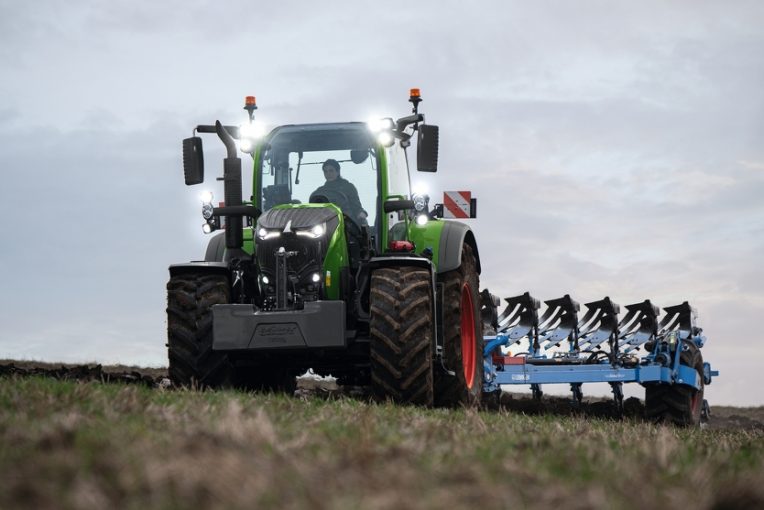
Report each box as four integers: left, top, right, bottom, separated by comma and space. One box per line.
254, 122, 412, 257
249, 121, 417, 309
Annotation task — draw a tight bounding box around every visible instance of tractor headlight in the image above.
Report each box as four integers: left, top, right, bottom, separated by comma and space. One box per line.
202, 203, 214, 220
416, 214, 429, 226
202, 223, 213, 234
257, 227, 281, 240
296, 223, 327, 238
200, 190, 213, 205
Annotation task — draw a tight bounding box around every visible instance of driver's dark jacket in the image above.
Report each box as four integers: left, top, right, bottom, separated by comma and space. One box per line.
313, 176, 366, 221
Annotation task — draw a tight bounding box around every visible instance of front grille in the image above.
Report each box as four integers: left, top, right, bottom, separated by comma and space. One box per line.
255, 206, 341, 304
257, 236, 325, 280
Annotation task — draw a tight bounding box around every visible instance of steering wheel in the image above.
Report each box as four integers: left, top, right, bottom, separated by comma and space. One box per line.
309, 188, 351, 212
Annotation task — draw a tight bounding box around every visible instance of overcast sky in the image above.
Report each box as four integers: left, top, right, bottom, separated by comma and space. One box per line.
1, 1, 762, 405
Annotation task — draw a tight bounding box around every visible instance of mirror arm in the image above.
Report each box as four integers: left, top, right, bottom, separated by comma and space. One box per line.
395, 113, 424, 134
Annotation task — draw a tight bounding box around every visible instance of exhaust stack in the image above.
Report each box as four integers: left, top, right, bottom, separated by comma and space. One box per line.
214, 121, 244, 252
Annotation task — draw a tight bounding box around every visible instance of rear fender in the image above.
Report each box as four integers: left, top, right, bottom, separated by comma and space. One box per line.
437, 221, 481, 274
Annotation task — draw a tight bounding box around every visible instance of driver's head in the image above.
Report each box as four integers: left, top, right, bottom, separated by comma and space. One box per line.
322, 159, 340, 181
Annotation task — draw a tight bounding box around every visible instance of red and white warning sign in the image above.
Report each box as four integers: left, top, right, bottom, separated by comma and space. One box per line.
443, 191, 472, 218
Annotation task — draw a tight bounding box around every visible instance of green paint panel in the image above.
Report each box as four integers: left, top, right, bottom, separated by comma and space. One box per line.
408, 219, 445, 272
378, 149, 390, 248
242, 227, 254, 255
323, 207, 349, 301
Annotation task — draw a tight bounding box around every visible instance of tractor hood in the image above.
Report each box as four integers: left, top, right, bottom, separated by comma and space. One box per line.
257, 205, 341, 233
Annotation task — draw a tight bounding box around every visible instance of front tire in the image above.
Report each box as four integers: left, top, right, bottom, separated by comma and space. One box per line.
645, 340, 704, 426
369, 266, 435, 406
166, 273, 233, 389
435, 244, 484, 407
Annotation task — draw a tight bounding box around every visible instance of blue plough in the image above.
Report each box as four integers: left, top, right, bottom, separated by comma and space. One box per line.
480, 291, 719, 425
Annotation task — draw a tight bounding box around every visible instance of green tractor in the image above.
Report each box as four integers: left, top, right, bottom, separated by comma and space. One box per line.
167, 89, 483, 406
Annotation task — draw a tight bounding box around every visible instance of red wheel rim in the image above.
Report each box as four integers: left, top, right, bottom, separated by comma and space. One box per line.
460, 283, 476, 389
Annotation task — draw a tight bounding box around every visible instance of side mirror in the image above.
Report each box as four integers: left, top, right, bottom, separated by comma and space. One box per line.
350, 148, 369, 164
417, 124, 439, 172
182, 136, 204, 185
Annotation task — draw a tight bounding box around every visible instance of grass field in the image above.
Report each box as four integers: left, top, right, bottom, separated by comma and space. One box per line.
1, 373, 763, 510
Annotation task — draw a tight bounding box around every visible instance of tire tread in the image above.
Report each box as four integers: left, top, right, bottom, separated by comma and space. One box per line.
369, 266, 434, 406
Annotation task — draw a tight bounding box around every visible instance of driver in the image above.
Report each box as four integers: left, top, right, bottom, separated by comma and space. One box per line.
313, 158, 368, 224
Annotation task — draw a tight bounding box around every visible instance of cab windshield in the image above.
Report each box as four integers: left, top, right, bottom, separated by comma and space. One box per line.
258, 124, 378, 226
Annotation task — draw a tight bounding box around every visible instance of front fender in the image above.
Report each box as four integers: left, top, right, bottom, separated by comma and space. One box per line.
169, 262, 229, 278
204, 232, 226, 262
204, 229, 255, 263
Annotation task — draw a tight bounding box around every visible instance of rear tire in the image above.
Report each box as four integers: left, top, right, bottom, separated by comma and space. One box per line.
645, 340, 704, 426
435, 244, 484, 407
167, 273, 233, 389
369, 266, 434, 406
